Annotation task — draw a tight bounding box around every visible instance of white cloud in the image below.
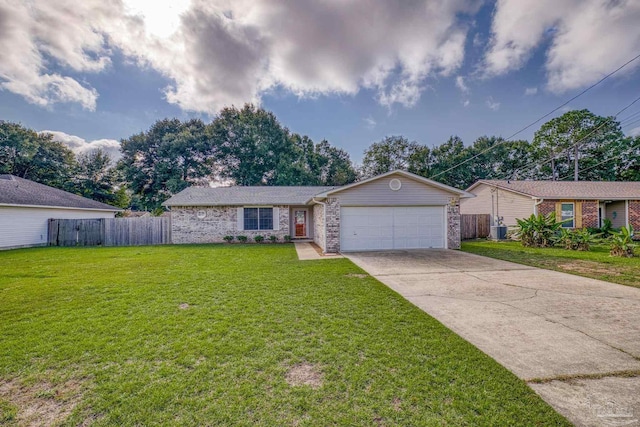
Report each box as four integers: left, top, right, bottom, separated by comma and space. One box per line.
463, 99, 470, 107
363, 116, 377, 129
630, 126, 640, 137
486, 96, 500, 111
524, 87, 538, 95
0, 0, 479, 113
42, 130, 122, 163
483, 0, 640, 92
455, 76, 470, 93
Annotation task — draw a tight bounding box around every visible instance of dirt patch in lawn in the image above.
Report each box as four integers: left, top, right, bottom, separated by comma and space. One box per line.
0, 377, 84, 426
345, 273, 369, 279
285, 363, 323, 389
558, 261, 621, 277
178, 303, 190, 310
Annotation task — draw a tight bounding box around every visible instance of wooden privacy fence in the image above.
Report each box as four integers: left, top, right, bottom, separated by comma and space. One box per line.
48, 217, 171, 247
460, 214, 491, 240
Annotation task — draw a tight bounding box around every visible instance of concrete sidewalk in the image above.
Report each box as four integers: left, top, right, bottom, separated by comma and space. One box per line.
294, 242, 343, 260
345, 249, 640, 427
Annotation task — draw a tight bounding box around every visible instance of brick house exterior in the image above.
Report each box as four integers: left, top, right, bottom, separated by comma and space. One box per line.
164, 171, 473, 253
462, 180, 640, 239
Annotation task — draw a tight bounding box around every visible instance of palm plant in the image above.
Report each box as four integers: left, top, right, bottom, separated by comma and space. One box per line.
516, 213, 563, 248
610, 225, 635, 257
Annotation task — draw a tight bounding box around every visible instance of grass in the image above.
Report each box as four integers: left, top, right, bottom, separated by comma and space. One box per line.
0, 245, 568, 426
462, 240, 640, 288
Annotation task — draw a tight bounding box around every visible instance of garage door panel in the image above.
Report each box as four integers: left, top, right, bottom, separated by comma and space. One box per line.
340, 206, 445, 251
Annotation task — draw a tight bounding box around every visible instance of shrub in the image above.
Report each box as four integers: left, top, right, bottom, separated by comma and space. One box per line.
283, 235, 292, 242
515, 213, 563, 248
556, 228, 599, 251
254, 235, 264, 243
236, 235, 248, 243
223, 235, 234, 243
610, 225, 635, 257
269, 235, 278, 243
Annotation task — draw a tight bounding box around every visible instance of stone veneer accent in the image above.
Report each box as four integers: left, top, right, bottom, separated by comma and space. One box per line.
313, 203, 325, 251
171, 205, 290, 244
630, 200, 640, 240
447, 197, 461, 249
325, 197, 340, 253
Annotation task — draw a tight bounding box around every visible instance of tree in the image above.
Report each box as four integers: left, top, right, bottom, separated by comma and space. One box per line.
428, 136, 470, 188
313, 140, 358, 186
0, 121, 77, 189
531, 109, 625, 181
71, 149, 129, 208
211, 104, 294, 186
119, 118, 216, 210
465, 136, 537, 182
361, 136, 427, 178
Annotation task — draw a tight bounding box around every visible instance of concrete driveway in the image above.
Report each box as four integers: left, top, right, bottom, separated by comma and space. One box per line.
345, 249, 640, 427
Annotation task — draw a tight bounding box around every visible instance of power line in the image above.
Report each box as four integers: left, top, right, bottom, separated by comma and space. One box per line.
429, 51, 640, 180
558, 138, 640, 180
509, 93, 640, 179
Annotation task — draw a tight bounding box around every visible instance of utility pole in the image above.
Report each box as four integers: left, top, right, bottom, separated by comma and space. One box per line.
574, 144, 579, 181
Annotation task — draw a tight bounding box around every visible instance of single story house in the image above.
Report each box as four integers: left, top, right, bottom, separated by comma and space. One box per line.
0, 174, 122, 249
461, 180, 640, 232
163, 170, 473, 253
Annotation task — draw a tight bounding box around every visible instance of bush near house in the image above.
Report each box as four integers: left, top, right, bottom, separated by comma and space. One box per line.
610, 225, 635, 257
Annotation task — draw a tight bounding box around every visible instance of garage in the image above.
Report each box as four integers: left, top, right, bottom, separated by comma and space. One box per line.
341, 206, 445, 251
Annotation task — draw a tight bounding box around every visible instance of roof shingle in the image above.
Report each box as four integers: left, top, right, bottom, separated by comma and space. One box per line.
0, 175, 122, 211
162, 185, 336, 207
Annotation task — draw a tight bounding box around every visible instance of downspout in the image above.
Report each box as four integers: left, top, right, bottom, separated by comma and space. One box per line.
311, 197, 327, 252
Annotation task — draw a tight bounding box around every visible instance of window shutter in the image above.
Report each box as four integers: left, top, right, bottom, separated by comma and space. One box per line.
237, 207, 244, 231
273, 207, 280, 231
555, 202, 562, 221
575, 202, 583, 228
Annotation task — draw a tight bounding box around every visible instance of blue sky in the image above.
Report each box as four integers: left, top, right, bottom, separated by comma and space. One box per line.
1, 0, 639, 164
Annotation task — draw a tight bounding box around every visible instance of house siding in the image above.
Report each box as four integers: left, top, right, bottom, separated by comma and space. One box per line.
334, 173, 452, 206
607, 200, 627, 229
460, 183, 534, 226
0, 206, 116, 249
170, 205, 290, 244
313, 204, 325, 251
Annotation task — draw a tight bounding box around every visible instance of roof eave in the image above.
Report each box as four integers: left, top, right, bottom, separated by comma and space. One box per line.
0, 203, 122, 212
325, 170, 474, 198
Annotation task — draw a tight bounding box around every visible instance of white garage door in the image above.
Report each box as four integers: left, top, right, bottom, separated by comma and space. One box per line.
341, 206, 445, 251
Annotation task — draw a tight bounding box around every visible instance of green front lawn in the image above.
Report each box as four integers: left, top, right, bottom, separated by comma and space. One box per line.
0, 245, 567, 426
462, 240, 640, 288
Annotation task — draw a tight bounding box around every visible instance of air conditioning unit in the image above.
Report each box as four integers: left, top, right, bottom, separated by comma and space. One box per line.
490, 226, 507, 240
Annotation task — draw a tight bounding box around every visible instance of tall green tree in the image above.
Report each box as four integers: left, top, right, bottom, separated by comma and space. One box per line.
531, 109, 625, 180
361, 136, 427, 177
119, 118, 216, 210
71, 149, 129, 208
0, 121, 77, 189
211, 104, 294, 186
428, 136, 470, 188
465, 137, 537, 182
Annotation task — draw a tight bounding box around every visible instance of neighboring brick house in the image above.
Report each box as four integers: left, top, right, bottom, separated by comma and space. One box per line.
163, 170, 473, 253
461, 180, 640, 237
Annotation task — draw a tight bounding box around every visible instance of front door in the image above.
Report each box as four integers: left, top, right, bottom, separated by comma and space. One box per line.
294, 210, 307, 237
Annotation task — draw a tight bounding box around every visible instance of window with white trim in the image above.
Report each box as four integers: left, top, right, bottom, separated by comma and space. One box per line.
561, 203, 574, 228
244, 207, 273, 230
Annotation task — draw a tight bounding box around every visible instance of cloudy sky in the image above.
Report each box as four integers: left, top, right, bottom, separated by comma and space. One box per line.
1, 0, 640, 163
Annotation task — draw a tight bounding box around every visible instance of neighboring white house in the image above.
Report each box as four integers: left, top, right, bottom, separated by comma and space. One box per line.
0, 175, 122, 249
163, 170, 474, 253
